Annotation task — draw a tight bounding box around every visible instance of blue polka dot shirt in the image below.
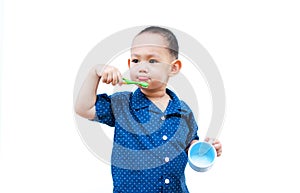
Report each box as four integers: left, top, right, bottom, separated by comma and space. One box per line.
93, 88, 199, 193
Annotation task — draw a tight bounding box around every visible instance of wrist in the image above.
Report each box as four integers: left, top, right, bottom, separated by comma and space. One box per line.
91, 64, 104, 78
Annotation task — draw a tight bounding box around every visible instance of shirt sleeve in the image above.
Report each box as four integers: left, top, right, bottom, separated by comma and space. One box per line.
92, 93, 115, 127
187, 111, 199, 141
183, 111, 199, 151
180, 100, 199, 151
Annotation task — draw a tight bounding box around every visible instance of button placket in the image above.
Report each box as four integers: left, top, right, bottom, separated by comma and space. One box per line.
160, 113, 171, 189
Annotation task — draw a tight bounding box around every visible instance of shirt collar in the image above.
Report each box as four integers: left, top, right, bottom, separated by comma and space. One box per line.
131, 88, 190, 115
131, 88, 151, 109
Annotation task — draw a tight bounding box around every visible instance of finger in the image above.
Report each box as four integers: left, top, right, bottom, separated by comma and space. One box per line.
112, 72, 118, 85
212, 139, 220, 146
213, 143, 221, 151
117, 72, 123, 86
101, 72, 108, 83
213, 142, 222, 157
111, 73, 116, 85
106, 72, 112, 84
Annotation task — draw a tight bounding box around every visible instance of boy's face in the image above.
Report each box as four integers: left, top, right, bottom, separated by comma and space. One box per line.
129, 32, 181, 90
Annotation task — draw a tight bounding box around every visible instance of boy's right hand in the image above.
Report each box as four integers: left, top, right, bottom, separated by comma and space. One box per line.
96, 65, 122, 86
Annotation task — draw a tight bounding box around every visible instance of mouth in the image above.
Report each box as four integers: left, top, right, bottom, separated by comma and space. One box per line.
138, 76, 149, 82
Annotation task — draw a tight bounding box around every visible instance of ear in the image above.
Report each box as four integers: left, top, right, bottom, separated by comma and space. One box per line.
169, 59, 182, 76
128, 59, 131, 68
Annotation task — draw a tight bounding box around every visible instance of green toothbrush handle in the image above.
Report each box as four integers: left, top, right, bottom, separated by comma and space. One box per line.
122, 78, 149, 88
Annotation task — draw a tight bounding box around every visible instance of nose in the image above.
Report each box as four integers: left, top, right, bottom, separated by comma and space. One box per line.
138, 62, 149, 73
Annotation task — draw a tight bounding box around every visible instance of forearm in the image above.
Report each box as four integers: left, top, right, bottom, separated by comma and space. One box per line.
75, 65, 102, 119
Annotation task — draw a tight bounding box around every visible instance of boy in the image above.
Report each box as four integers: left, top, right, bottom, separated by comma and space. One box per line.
75, 26, 222, 193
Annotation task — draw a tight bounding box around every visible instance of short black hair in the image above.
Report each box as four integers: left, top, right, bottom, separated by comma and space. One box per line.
136, 26, 179, 59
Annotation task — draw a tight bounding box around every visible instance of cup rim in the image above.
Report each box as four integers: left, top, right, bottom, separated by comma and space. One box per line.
188, 141, 217, 168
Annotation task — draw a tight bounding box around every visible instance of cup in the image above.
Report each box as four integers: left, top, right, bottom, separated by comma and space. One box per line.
188, 141, 217, 172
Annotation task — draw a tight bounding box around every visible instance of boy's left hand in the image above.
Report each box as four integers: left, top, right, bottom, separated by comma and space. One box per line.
205, 138, 222, 157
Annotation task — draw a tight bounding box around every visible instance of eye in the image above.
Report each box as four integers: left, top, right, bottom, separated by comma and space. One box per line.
131, 59, 139, 63
149, 59, 158, 63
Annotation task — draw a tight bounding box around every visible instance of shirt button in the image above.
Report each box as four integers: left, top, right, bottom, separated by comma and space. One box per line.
161, 116, 166, 120
165, 179, 170, 184
164, 157, 170, 163
162, 135, 168, 140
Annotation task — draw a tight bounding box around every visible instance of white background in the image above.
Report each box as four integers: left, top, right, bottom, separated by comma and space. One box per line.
1, 0, 300, 193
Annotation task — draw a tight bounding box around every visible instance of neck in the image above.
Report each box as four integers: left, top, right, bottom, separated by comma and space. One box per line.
141, 87, 167, 99
141, 87, 170, 112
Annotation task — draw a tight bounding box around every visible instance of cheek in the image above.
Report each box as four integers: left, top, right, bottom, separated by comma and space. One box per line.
150, 68, 170, 83
152, 69, 166, 77
129, 70, 135, 79
129, 67, 138, 79
151, 65, 170, 76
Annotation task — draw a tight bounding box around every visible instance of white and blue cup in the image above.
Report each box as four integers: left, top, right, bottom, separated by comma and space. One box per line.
188, 141, 217, 172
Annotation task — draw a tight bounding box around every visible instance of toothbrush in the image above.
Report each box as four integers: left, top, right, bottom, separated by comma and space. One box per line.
122, 78, 149, 88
